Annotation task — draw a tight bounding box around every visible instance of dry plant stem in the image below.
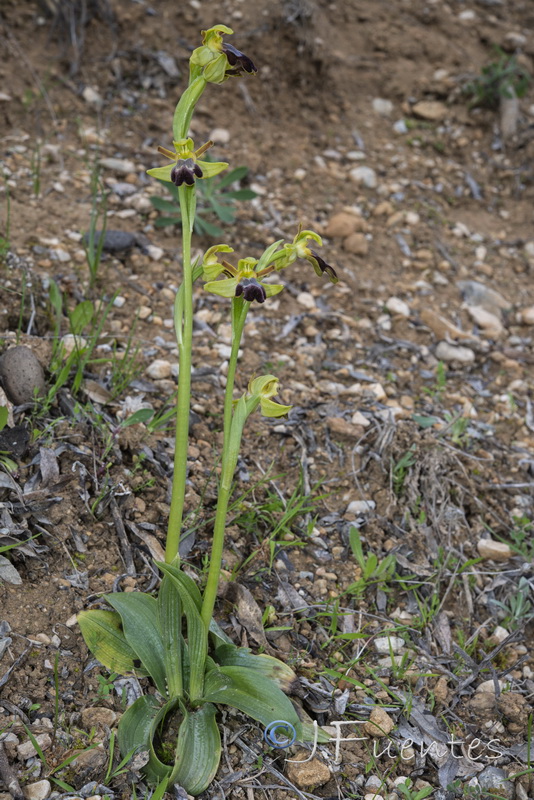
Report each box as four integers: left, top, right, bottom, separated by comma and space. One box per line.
165, 185, 195, 564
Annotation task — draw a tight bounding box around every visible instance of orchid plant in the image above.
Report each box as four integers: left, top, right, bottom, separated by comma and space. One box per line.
78, 25, 337, 796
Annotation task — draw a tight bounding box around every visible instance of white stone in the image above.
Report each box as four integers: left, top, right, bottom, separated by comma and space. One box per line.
60, 334, 87, 358
491, 626, 510, 644
477, 539, 512, 561
208, 127, 230, 144
459, 9, 476, 20
385, 296, 410, 317
296, 291, 316, 310
351, 411, 370, 427
435, 341, 475, 364
293, 168, 307, 181
52, 248, 71, 262
393, 119, 408, 134
146, 360, 172, 380
346, 500, 376, 514
24, 779, 51, 800
374, 636, 404, 654
466, 305, 503, 337
367, 382, 387, 400
372, 98, 393, 116
476, 678, 506, 694
82, 86, 103, 106
17, 734, 52, 760
146, 245, 164, 261
99, 157, 137, 174
349, 166, 377, 189
138, 306, 152, 320
113, 296, 126, 308
520, 306, 534, 325
129, 194, 153, 214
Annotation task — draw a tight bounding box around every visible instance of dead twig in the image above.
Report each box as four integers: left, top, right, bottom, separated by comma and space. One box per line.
110, 497, 135, 575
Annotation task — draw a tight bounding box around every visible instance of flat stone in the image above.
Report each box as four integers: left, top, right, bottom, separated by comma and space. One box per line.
80, 706, 117, 729
349, 166, 377, 188
519, 306, 534, 325
83, 229, 136, 253
363, 707, 395, 737
296, 292, 316, 310
285, 750, 331, 788
146, 360, 172, 380
374, 636, 404, 654
60, 334, 87, 358
327, 416, 365, 439
24, 780, 51, 800
343, 232, 369, 255
209, 127, 230, 144
0, 346, 46, 405
435, 341, 475, 364
372, 97, 393, 116
478, 766, 514, 799
456, 280, 511, 314
420, 309, 476, 341
477, 539, 512, 561
346, 499, 376, 514
412, 100, 448, 121
476, 678, 507, 694
17, 734, 52, 760
351, 411, 370, 426
466, 305, 504, 338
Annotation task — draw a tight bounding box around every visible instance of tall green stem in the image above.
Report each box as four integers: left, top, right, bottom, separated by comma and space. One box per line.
166, 186, 196, 564
201, 301, 249, 629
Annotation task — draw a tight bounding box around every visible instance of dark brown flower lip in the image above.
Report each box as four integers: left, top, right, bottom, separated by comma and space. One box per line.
235, 277, 266, 303
170, 158, 203, 187
309, 250, 338, 283
223, 43, 257, 75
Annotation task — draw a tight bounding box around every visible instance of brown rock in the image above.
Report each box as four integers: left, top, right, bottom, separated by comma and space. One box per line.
412, 101, 448, 121
420, 309, 477, 342
433, 676, 449, 705
343, 233, 369, 256
497, 692, 529, 734
327, 416, 365, 439
324, 211, 360, 238
80, 706, 117, 729
363, 707, 395, 737
286, 751, 331, 788
477, 539, 512, 562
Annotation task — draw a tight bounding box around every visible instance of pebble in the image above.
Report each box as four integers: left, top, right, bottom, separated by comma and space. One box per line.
82, 86, 103, 106
51, 248, 70, 262
346, 499, 376, 514
17, 734, 52, 760
81, 706, 117, 728
476, 678, 507, 694
60, 334, 87, 358
138, 306, 153, 320
372, 97, 393, 116
99, 157, 137, 174
465, 305, 503, 337
411, 100, 448, 121
84, 229, 136, 253
0, 346, 46, 404
296, 292, 316, 310
363, 707, 395, 737
327, 416, 365, 439
385, 296, 410, 317
434, 341, 475, 364
146, 244, 164, 261
519, 306, 534, 325
109, 181, 137, 197
343, 233, 369, 255
374, 636, 404, 654
351, 411, 370, 426
478, 766, 514, 799
23, 780, 51, 800
324, 211, 361, 238
285, 751, 331, 788
476, 539, 512, 561
349, 166, 377, 188
146, 360, 172, 380
420, 309, 475, 341
208, 127, 230, 144
113, 296, 126, 308
457, 280, 510, 314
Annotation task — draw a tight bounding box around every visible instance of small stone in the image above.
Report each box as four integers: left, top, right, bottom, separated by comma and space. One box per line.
351, 411, 370, 426
434, 341, 475, 364
324, 211, 360, 238
457, 280, 510, 315
385, 297, 410, 317
420, 309, 475, 341
374, 636, 404, 654
364, 707, 395, 737
349, 166, 377, 188
476, 678, 506, 694
327, 416, 364, 439
138, 306, 152, 320
24, 780, 51, 800
346, 500, 376, 514
433, 676, 449, 704
83, 229, 136, 253
113, 296, 126, 308
519, 306, 534, 325
412, 100, 448, 121
60, 334, 87, 358
51, 247, 70, 262
17, 734, 52, 760
0, 346, 46, 405
146, 244, 164, 261
81, 706, 117, 729
478, 766, 514, 799
33, 633, 51, 645
364, 795, 384, 800
99, 157, 137, 174
477, 539, 512, 561
466, 305, 503, 338
366, 382, 387, 400
373, 201, 394, 216
372, 97, 393, 116
296, 292, 316, 310
208, 127, 230, 144
285, 751, 331, 788
82, 86, 103, 106
343, 233, 369, 256
489, 626, 509, 644
146, 360, 172, 380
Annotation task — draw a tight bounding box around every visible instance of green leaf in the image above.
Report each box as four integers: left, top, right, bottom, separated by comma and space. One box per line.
158, 575, 183, 698
194, 216, 224, 238
156, 563, 207, 700
69, 300, 94, 335
202, 666, 324, 742
0, 406, 8, 433
224, 188, 257, 201
78, 609, 145, 676
412, 414, 439, 428
150, 197, 181, 214
154, 216, 181, 228
213, 645, 297, 692
48, 278, 63, 317
169, 703, 221, 795
106, 593, 168, 696
210, 199, 235, 223
117, 695, 172, 784
217, 166, 248, 188
120, 408, 154, 428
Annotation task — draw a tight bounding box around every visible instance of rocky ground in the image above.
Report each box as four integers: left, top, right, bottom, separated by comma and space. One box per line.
1, 1, 534, 799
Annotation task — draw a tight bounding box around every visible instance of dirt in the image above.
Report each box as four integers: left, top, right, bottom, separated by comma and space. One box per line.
1, 1, 534, 798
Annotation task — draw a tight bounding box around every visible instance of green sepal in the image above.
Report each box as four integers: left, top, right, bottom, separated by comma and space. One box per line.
197, 159, 228, 178
147, 165, 174, 183
105, 593, 168, 697
168, 703, 221, 795
156, 563, 208, 701
77, 609, 147, 677
204, 277, 239, 298
256, 239, 284, 271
